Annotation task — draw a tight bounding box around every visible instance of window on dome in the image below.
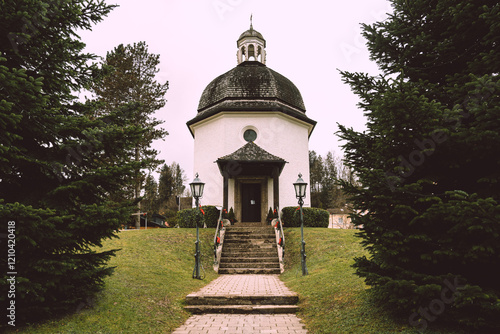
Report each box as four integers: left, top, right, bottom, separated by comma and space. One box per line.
243, 129, 257, 142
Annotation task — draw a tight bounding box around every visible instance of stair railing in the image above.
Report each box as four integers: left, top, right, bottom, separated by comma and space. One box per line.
274, 207, 285, 272
213, 207, 225, 272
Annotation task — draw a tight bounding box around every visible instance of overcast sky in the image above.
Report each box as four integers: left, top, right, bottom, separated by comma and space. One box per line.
79, 0, 392, 180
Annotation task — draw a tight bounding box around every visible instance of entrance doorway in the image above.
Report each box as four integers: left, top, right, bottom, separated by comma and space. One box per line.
241, 183, 261, 222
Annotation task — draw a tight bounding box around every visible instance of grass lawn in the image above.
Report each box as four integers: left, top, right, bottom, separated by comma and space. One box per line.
9, 228, 468, 333
10, 228, 218, 334
280, 228, 467, 334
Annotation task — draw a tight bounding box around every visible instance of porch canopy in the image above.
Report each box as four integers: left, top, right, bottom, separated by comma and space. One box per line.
216, 142, 287, 211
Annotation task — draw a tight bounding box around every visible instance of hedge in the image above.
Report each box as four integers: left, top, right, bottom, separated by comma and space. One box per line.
176, 205, 220, 228
281, 206, 329, 227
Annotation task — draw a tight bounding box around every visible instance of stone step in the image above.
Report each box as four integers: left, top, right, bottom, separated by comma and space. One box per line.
219, 257, 279, 263
223, 243, 277, 249
186, 294, 298, 306
222, 255, 277, 260
219, 262, 280, 269
218, 268, 281, 275
221, 251, 277, 258
225, 227, 274, 232
184, 304, 299, 314
224, 234, 275, 240
232, 222, 266, 227
225, 227, 274, 231
222, 246, 278, 256
223, 241, 276, 247
223, 239, 274, 244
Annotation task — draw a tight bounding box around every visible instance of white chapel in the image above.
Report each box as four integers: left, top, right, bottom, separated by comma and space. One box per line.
187, 23, 316, 223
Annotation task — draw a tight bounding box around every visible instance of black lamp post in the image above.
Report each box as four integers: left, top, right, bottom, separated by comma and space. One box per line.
294, 173, 308, 276
190, 173, 205, 279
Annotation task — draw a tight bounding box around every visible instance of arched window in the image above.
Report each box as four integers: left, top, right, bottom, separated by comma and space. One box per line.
241, 46, 246, 61
248, 44, 255, 60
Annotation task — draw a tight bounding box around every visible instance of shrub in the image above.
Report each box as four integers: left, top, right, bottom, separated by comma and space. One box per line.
281, 207, 329, 228
227, 207, 237, 224
176, 205, 220, 228
266, 207, 274, 224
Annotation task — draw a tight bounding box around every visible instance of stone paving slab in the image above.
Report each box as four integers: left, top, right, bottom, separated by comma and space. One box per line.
172, 314, 307, 334
186, 275, 297, 298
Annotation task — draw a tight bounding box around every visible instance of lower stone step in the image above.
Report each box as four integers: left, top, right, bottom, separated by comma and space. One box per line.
184, 304, 299, 314
219, 262, 280, 269
221, 251, 278, 258
218, 268, 281, 275
219, 257, 279, 263
185, 294, 299, 306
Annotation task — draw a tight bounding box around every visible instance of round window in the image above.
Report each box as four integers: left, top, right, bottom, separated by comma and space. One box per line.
243, 129, 257, 142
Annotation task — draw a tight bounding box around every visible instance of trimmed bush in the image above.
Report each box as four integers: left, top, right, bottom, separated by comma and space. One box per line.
176, 205, 220, 228
266, 207, 274, 224
281, 206, 329, 228
227, 207, 237, 224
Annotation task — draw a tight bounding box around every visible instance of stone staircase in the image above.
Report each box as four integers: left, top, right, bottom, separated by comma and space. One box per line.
218, 222, 281, 275
183, 222, 299, 315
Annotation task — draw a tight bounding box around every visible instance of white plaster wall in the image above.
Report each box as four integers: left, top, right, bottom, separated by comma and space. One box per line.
191, 112, 312, 208
267, 178, 274, 212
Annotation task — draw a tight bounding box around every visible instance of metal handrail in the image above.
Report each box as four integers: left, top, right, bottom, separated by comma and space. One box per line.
275, 207, 285, 266
213, 207, 224, 265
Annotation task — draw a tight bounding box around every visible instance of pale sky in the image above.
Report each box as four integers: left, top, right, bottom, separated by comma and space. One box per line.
79, 0, 391, 180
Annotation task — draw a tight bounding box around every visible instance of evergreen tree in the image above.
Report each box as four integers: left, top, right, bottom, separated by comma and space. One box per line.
0, 0, 151, 324
320, 151, 337, 208
171, 161, 187, 198
142, 174, 160, 219
158, 163, 174, 210
339, 0, 500, 331
309, 150, 324, 207
91, 41, 169, 228
157, 162, 187, 212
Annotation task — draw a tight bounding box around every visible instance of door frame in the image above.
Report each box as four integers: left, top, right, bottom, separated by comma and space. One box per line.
241, 183, 261, 222
234, 177, 268, 224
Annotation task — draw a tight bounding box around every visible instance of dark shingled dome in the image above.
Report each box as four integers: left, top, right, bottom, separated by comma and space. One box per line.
197, 61, 306, 113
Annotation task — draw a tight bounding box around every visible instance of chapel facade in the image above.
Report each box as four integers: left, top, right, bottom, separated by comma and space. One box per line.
187, 23, 316, 223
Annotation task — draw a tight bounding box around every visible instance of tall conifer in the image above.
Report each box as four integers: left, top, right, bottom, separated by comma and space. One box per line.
339, 0, 500, 330
91, 42, 168, 228
0, 0, 155, 323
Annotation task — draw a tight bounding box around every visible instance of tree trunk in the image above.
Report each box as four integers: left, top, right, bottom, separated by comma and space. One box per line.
135, 147, 141, 229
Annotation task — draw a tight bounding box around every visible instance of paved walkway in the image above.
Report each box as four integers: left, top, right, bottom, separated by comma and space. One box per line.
186, 275, 297, 298
172, 275, 307, 334
172, 314, 307, 334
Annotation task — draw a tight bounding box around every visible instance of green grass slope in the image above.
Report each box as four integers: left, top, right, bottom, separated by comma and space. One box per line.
11, 229, 218, 334
280, 228, 466, 334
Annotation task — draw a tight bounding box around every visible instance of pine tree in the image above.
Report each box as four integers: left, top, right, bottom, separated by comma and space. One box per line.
338, 0, 500, 330
142, 174, 160, 219
320, 151, 337, 208
309, 150, 324, 207
0, 0, 151, 324
91, 41, 169, 228
171, 162, 187, 198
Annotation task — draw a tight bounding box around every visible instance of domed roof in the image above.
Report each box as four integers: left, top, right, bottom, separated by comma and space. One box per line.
197, 61, 306, 112
186, 24, 316, 135
187, 61, 315, 132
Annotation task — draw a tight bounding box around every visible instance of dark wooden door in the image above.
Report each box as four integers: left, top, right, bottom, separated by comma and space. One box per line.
241, 183, 261, 222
